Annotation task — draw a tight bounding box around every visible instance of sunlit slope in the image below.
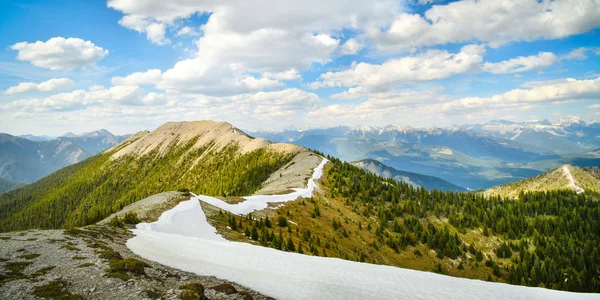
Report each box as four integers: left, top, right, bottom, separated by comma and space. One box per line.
0, 121, 303, 232
484, 164, 600, 199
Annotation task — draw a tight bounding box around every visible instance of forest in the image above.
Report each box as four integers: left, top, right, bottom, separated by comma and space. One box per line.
214, 154, 600, 293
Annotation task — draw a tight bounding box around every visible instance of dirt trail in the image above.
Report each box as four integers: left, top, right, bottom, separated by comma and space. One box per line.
563, 166, 585, 194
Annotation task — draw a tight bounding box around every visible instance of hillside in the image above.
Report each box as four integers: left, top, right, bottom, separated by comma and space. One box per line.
197, 156, 600, 293
0, 130, 128, 183
0, 121, 308, 232
484, 165, 600, 199
0, 178, 24, 195
351, 159, 466, 191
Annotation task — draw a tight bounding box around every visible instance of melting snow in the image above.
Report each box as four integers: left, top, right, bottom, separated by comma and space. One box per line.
194, 158, 327, 215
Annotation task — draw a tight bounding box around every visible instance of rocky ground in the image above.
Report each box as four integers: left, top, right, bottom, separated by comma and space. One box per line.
0, 226, 271, 300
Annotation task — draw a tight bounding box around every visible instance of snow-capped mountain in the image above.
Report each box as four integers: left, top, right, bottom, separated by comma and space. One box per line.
460, 117, 600, 154
249, 118, 600, 189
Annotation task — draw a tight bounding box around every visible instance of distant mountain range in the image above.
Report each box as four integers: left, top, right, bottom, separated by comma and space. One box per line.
249, 117, 600, 189
0, 130, 129, 184
351, 159, 466, 192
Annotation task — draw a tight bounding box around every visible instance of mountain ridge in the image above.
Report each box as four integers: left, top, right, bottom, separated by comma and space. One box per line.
351, 159, 466, 191
0, 120, 314, 231
484, 164, 600, 199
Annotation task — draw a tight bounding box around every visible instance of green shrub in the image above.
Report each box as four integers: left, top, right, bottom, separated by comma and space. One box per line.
32, 280, 83, 299
180, 290, 200, 300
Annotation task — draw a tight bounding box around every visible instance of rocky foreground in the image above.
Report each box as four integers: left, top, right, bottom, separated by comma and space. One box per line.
0, 226, 270, 300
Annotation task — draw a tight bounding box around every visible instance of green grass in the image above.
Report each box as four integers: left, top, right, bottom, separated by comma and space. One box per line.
3, 261, 32, 273
19, 253, 41, 260
77, 263, 95, 268
59, 245, 81, 252
32, 280, 83, 299
32, 266, 56, 277
71, 256, 86, 260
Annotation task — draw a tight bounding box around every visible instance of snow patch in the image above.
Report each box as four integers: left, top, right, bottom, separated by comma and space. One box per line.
195, 158, 328, 215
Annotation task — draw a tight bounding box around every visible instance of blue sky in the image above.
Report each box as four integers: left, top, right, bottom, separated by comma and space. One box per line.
0, 0, 599, 135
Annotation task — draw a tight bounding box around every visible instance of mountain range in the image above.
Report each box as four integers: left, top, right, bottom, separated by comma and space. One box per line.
0, 129, 128, 184
249, 117, 600, 190
0, 120, 599, 296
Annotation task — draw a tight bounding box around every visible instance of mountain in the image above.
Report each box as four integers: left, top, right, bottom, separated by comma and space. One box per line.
251, 126, 553, 189
19, 134, 53, 142
0, 130, 128, 183
1, 120, 599, 295
484, 164, 600, 199
0, 121, 307, 231
0, 177, 24, 194
250, 119, 600, 190
351, 159, 466, 191
460, 118, 600, 155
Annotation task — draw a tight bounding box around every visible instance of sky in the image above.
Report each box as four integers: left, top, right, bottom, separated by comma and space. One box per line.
0, 0, 599, 136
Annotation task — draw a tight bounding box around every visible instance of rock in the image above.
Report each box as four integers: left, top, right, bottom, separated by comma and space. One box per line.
209, 283, 238, 295
90, 287, 96, 292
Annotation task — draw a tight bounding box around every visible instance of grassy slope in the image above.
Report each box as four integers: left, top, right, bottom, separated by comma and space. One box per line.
207, 164, 504, 283
0, 137, 293, 232
485, 165, 600, 199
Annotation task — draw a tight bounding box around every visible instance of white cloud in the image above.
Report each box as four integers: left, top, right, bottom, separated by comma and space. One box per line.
4, 78, 74, 95
107, 0, 402, 96
240, 76, 282, 90
563, 47, 588, 60
368, 0, 600, 51
439, 77, 600, 114
588, 104, 600, 109
111, 69, 162, 86
119, 15, 170, 45
340, 38, 364, 55
262, 69, 302, 81
483, 52, 557, 74
176, 26, 198, 37
11, 37, 108, 70
310, 44, 485, 91
307, 77, 600, 127
2, 85, 173, 113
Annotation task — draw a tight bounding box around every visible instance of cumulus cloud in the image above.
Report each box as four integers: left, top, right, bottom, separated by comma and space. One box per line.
239, 76, 282, 90
368, 0, 600, 51
111, 69, 162, 86
2, 85, 174, 113
176, 26, 198, 37
4, 78, 74, 95
438, 77, 600, 114
107, 0, 403, 95
119, 15, 170, 45
11, 37, 108, 70
340, 38, 365, 55
310, 44, 485, 91
307, 77, 600, 127
483, 52, 557, 74
262, 69, 302, 81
